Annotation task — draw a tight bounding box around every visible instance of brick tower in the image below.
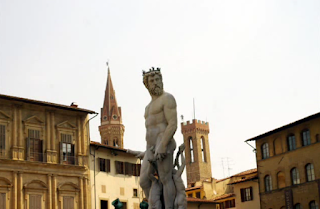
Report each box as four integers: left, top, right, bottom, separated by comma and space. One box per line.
99, 65, 125, 148
181, 119, 212, 186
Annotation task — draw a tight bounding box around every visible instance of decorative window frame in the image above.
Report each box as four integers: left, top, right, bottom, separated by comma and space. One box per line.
58, 182, 80, 209
0, 177, 12, 209
23, 116, 45, 161
23, 115, 45, 137
23, 180, 47, 209
56, 121, 77, 164
0, 111, 11, 158
56, 121, 77, 142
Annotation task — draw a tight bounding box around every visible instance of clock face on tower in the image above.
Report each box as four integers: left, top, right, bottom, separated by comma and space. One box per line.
113, 115, 118, 120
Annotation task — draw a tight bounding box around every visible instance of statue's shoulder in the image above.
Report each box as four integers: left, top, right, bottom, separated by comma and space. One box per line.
161, 92, 176, 107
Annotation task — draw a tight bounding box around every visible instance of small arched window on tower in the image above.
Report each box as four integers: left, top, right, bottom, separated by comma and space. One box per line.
201, 136, 206, 162
189, 137, 194, 163
113, 138, 119, 147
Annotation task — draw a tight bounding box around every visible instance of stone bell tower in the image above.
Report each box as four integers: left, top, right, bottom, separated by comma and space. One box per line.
99, 64, 125, 148
181, 119, 212, 186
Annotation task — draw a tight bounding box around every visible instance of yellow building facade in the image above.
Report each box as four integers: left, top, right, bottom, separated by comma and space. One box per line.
214, 168, 260, 209
0, 94, 95, 209
89, 142, 142, 209
246, 112, 320, 209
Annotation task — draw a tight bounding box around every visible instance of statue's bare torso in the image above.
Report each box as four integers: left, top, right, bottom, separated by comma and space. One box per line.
145, 92, 176, 154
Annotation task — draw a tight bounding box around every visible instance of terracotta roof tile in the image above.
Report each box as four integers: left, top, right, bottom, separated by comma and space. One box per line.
213, 193, 235, 201
90, 141, 132, 154
228, 175, 258, 185
216, 168, 257, 182
0, 94, 96, 114
185, 186, 202, 191
187, 197, 216, 203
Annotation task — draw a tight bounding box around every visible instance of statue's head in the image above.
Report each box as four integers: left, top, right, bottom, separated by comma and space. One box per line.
142, 67, 163, 96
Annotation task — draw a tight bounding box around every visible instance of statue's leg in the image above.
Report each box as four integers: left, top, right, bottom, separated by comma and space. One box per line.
140, 154, 152, 199
158, 154, 176, 209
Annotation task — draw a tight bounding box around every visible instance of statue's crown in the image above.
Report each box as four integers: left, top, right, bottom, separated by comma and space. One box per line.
142, 67, 161, 76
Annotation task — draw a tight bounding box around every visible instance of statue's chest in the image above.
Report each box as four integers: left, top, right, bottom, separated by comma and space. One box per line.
147, 101, 164, 115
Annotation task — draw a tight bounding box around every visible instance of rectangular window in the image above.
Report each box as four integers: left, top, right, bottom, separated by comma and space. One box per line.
100, 158, 105, 171
302, 130, 311, 146
287, 135, 296, 151
224, 199, 235, 208
188, 193, 193, 197
115, 161, 140, 176
133, 189, 138, 197
0, 193, 6, 209
115, 161, 125, 174
99, 159, 110, 172
0, 125, 5, 158
61, 134, 74, 165
28, 130, 43, 162
63, 196, 74, 209
101, 200, 108, 209
241, 187, 253, 202
196, 192, 201, 198
29, 194, 42, 209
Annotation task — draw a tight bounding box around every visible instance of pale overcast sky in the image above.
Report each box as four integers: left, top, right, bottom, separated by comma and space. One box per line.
0, 0, 319, 180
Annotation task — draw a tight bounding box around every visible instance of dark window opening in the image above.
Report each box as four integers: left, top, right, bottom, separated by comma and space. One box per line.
287, 134, 296, 151
101, 200, 108, 209
262, 143, 269, 159
133, 189, 138, 197
240, 187, 253, 202
302, 130, 311, 146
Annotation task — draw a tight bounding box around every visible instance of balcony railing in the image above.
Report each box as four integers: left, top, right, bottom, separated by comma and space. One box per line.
29, 152, 45, 162
62, 155, 77, 165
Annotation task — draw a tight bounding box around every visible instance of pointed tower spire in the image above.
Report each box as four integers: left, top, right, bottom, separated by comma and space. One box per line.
99, 63, 125, 148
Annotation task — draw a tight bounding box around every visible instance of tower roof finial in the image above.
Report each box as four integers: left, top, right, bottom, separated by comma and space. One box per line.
106, 61, 110, 74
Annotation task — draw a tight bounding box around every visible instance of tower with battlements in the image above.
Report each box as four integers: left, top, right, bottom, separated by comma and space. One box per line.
99, 65, 125, 148
181, 119, 212, 186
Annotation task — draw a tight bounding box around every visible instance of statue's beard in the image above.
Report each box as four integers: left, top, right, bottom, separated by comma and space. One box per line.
149, 85, 163, 96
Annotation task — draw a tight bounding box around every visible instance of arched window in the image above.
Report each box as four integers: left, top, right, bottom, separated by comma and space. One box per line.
306, 163, 315, 182
261, 143, 269, 159
201, 136, 206, 162
113, 139, 119, 147
302, 129, 311, 146
294, 203, 301, 209
309, 201, 318, 209
264, 175, 272, 192
277, 171, 286, 189
287, 134, 296, 151
189, 137, 194, 163
291, 167, 300, 185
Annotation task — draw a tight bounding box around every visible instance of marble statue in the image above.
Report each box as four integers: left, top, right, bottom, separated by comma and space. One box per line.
128, 68, 187, 209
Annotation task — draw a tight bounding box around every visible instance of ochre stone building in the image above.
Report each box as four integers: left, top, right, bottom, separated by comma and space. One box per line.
214, 168, 260, 209
0, 94, 96, 209
246, 112, 320, 209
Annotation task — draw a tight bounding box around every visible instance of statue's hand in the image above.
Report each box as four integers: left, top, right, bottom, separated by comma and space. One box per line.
178, 144, 185, 153
155, 143, 167, 161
